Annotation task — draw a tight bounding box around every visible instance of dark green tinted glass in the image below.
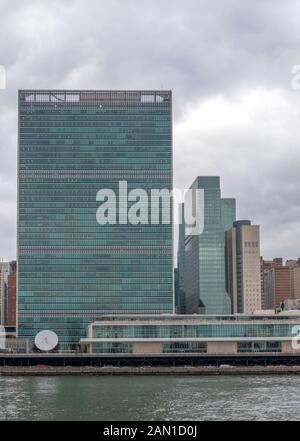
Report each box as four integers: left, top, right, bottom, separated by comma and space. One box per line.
18, 90, 173, 351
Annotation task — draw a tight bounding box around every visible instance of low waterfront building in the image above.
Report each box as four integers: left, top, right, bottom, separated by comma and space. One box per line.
0, 338, 31, 353
80, 314, 300, 355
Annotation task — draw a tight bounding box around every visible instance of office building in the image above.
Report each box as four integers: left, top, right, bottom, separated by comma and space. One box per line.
261, 258, 283, 309
292, 266, 300, 298
226, 221, 262, 314
287, 260, 300, 298
264, 264, 291, 310
18, 90, 173, 351
176, 203, 186, 313
0, 261, 16, 327
184, 177, 235, 314
0, 262, 9, 325
221, 198, 237, 231
264, 259, 300, 309
260, 258, 272, 309
6, 261, 16, 327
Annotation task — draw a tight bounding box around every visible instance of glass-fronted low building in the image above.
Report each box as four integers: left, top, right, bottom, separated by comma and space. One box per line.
80, 314, 300, 355
18, 90, 173, 351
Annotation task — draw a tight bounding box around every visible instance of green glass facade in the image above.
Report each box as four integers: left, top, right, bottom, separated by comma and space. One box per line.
91, 321, 297, 339
87, 313, 300, 322
185, 177, 235, 314
18, 90, 173, 351
221, 198, 237, 231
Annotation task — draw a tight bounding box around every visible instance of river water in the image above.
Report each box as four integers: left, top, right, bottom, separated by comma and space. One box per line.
0, 375, 299, 420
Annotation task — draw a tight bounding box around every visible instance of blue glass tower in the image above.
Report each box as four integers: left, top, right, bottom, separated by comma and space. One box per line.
184, 177, 235, 314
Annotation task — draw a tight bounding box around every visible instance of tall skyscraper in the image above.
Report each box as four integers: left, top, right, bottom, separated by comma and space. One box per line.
6, 261, 16, 327
260, 257, 274, 309
176, 203, 186, 313
291, 265, 300, 299
221, 198, 237, 231
184, 177, 235, 314
264, 266, 291, 310
18, 90, 173, 350
225, 221, 262, 314
260, 258, 283, 309
0, 261, 16, 327
0, 262, 9, 325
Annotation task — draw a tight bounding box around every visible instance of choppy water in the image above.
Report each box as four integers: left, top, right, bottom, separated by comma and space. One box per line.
0, 375, 299, 420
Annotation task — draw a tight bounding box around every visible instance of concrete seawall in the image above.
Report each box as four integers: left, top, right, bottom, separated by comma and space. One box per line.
1, 366, 300, 376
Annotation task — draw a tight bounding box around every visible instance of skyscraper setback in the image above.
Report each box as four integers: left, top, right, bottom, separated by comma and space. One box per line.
18, 90, 173, 350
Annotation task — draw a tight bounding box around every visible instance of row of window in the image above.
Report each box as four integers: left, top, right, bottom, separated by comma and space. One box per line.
89, 341, 282, 354
92, 324, 297, 339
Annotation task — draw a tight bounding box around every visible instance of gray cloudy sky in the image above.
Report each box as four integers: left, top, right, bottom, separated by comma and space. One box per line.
0, 0, 300, 261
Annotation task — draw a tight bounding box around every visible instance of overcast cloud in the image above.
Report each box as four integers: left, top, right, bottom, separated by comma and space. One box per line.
0, 0, 300, 261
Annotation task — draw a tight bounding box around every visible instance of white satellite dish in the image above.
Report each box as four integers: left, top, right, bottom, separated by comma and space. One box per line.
35, 330, 58, 352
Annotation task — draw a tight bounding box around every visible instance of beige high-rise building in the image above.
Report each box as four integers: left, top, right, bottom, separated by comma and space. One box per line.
292, 266, 300, 298
286, 260, 300, 298
226, 221, 262, 314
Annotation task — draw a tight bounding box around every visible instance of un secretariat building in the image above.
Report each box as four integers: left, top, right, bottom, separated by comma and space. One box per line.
18, 90, 173, 351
